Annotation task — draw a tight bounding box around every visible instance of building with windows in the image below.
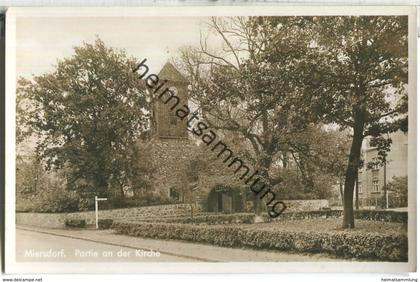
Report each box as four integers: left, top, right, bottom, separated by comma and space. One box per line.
357, 130, 408, 207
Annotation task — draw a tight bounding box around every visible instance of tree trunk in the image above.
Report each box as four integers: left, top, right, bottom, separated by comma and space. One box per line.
339, 177, 344, 206
120, 184, 125, 198
355, 172, 359, 210
282, 151, 288, 168
253, 157, 271, 216
252, 110, 274, 216
342, 111, 365, 229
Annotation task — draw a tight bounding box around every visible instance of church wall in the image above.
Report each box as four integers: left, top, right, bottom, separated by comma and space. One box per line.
151, 137, 196, 201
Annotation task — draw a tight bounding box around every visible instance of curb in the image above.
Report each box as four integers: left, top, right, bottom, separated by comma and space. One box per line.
17, 225, 217, 262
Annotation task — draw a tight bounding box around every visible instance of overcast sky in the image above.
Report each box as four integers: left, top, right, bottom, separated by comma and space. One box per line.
16, 16, 221, 154
16, 16, 214, 78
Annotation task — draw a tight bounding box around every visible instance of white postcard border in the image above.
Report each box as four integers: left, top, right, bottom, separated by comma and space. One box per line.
4, 5, 417, 273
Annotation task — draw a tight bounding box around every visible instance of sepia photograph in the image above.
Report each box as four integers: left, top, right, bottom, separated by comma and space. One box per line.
4, 6, 417, 273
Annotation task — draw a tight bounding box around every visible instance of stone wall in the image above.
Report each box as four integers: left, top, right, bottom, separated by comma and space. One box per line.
151, 137, 197, 199
282, 199, 329, 212
16, 213, 68, 229
16, 204, 195, 228
258, 199, 329, 214
16, 200, 328, 229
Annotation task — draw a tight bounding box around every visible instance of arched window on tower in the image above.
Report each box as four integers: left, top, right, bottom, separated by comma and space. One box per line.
169, 86, 178, 95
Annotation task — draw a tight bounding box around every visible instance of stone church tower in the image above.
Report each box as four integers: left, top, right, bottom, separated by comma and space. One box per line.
150, 62, 194, 202
154, 62, 189, 138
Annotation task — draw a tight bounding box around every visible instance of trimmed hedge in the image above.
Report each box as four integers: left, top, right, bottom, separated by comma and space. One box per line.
98, 219, 113, 229
65, 219, 86, 228
354, 210, 407, 223
263, 210, 406, 223
262, 210, 343, 222
112, 221, 408, 262
133, 212, 220, 221
163, 213, 255, 225
135, 210, 407, 225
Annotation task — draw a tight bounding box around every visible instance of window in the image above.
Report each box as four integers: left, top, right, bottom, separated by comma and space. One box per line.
372, 180, 379, 192
169, 86, 178, 95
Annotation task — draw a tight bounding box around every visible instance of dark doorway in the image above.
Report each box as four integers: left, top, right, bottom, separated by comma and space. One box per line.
217, 192, 223, 212
206, 185, 244, 213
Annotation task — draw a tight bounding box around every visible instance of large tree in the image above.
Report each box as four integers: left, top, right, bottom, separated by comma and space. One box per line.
177, 17, 342, 213
18, 38, 150, 198
308, 16, 408, 228
180, 16, 407, 226
243, 16, 407, 227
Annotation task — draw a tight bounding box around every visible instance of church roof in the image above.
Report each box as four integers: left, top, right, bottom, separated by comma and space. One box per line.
158, 62, 188, 83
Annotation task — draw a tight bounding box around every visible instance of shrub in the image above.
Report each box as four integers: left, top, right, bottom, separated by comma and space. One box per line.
354, 210, 407, 223
263, 210, 343, 222
100, 194, 176, 210
386, 176, 408, 207
163, 213, 255, 225
65, 219, 86, 228
98, 219, 113, 229
39, 189, 80, 213
270, 169, 336, 200
133, 210, 407, 225
15, 156, 81, 213
112, 221, 407, 262
262, 210, 407, 223
16, 186, 80, 213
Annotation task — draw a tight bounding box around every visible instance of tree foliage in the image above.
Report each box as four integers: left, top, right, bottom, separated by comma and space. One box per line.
176, 17, 351, 212
178, 16, 407, 227
307, 16, 408, 227
18, 38, 151, 198
386, 176, 408, 198
16, 155, 80, 213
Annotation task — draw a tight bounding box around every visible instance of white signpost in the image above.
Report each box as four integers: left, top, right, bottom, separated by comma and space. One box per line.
95, 196, 108, 229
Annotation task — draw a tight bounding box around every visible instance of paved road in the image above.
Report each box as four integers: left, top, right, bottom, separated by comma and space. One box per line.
16, 228, 195, 262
